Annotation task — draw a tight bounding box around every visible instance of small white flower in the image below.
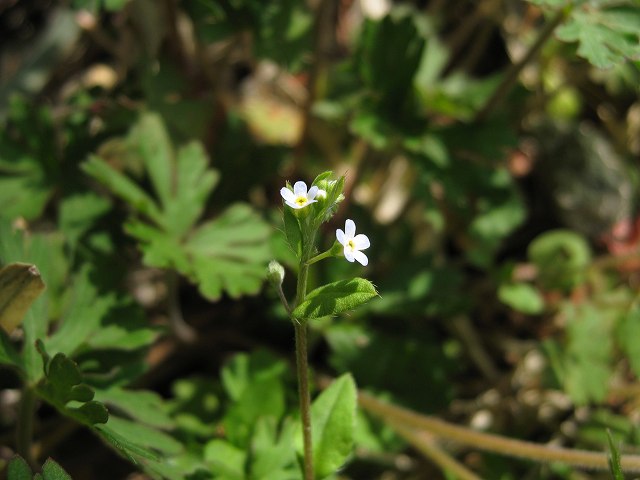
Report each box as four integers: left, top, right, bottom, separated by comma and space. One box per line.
336, 219, 370, 266
280, 181, 319, 209
316, 189, 327, 200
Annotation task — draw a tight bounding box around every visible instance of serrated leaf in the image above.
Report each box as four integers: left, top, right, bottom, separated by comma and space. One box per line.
7, 455, 32, 480
308, 374, 357, 479
0, 262, 46, 333
94, 387, 174, 429
556, 6, 640, 69
162, 142, 219, 237
251, 417, 297, 479
94, 423, 159, 463
293, 278, 378, 321
85, 114, 271, 301
41, 458, 72, 480
183, 204, 272, 300
82, 155, 162, 223
46, 266, 116, 356
101, 415, 182, 455
204, 439, 246, 479
58, 192, 111, 249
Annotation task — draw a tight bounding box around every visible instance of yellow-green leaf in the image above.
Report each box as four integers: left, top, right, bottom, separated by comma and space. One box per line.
0, 262, 46, 333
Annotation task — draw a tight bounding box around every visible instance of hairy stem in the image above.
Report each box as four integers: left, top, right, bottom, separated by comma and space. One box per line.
294, 261, 314, 480
16, 385, 37, 467
359, 391, 640, 472
474, 7, 567, 122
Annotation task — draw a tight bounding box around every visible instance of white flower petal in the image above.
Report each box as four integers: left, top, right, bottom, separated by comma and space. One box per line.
280, 187, 295, 203
344, 248, 355, 262
353, 234, 370, 250
293, 181, 307, 196
307, 185, 319, 200
285, 200, 302, 209
353, 250, 368, 266
336, 229, 345, 245
345, 219, 356, 238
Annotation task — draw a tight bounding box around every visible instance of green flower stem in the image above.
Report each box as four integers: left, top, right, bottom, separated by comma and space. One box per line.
359, 390, 640, 472
275, 283, 292, 315
306, 249, 333, 266
294, 261, 314, 480
16, 384, 37, 466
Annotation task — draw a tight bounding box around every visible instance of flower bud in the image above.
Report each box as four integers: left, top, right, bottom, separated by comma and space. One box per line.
266, 260, 285, 287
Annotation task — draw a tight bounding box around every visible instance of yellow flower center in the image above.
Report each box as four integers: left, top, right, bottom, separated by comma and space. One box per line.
295, 196, 307, 206
347, 239, 355, 250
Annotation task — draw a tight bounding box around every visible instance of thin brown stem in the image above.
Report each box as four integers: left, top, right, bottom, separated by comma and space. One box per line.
359, 390, 640, 472
474, 8, 567, 122
390, 421, 482, 480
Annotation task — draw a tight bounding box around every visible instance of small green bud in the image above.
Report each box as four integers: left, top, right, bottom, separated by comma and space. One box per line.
267, 260, 285, 287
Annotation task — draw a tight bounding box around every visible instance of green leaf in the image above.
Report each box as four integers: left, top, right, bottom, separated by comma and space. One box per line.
607, 429, 625, 480
82, 155, 162, 224
359, 7, 426, 111
308, 374, 357, 479
0, 328, 22, 369
41, 458, 72, 480
94, 423, 159, 463
36, 348, 109, 426
617, 301, 640, 379
85, 114, 271, 301
0, 262, 46, 333
556, 6, 640, 69
182, 204, 272, 300
545, 303, 612, 405
45, 265, 115, 357
250, 417, 298, 479
58, 193, 111, 249
7, 455, 32, 480
498, 282, 545, 314
203, 439, 246, 479
293, 278, 378, 321
221, 351, 289, 445
100, 415, 182, 456
94, 387, 174, 429
283, 206, 302, 257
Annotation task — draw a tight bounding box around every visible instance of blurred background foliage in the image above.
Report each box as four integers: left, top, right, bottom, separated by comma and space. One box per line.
0, 0, 640, 478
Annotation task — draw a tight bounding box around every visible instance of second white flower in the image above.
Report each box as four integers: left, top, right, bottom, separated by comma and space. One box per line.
336, 219, 370, 266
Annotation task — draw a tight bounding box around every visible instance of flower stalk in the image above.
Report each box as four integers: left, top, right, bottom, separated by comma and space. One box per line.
272, 175, 372, 480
